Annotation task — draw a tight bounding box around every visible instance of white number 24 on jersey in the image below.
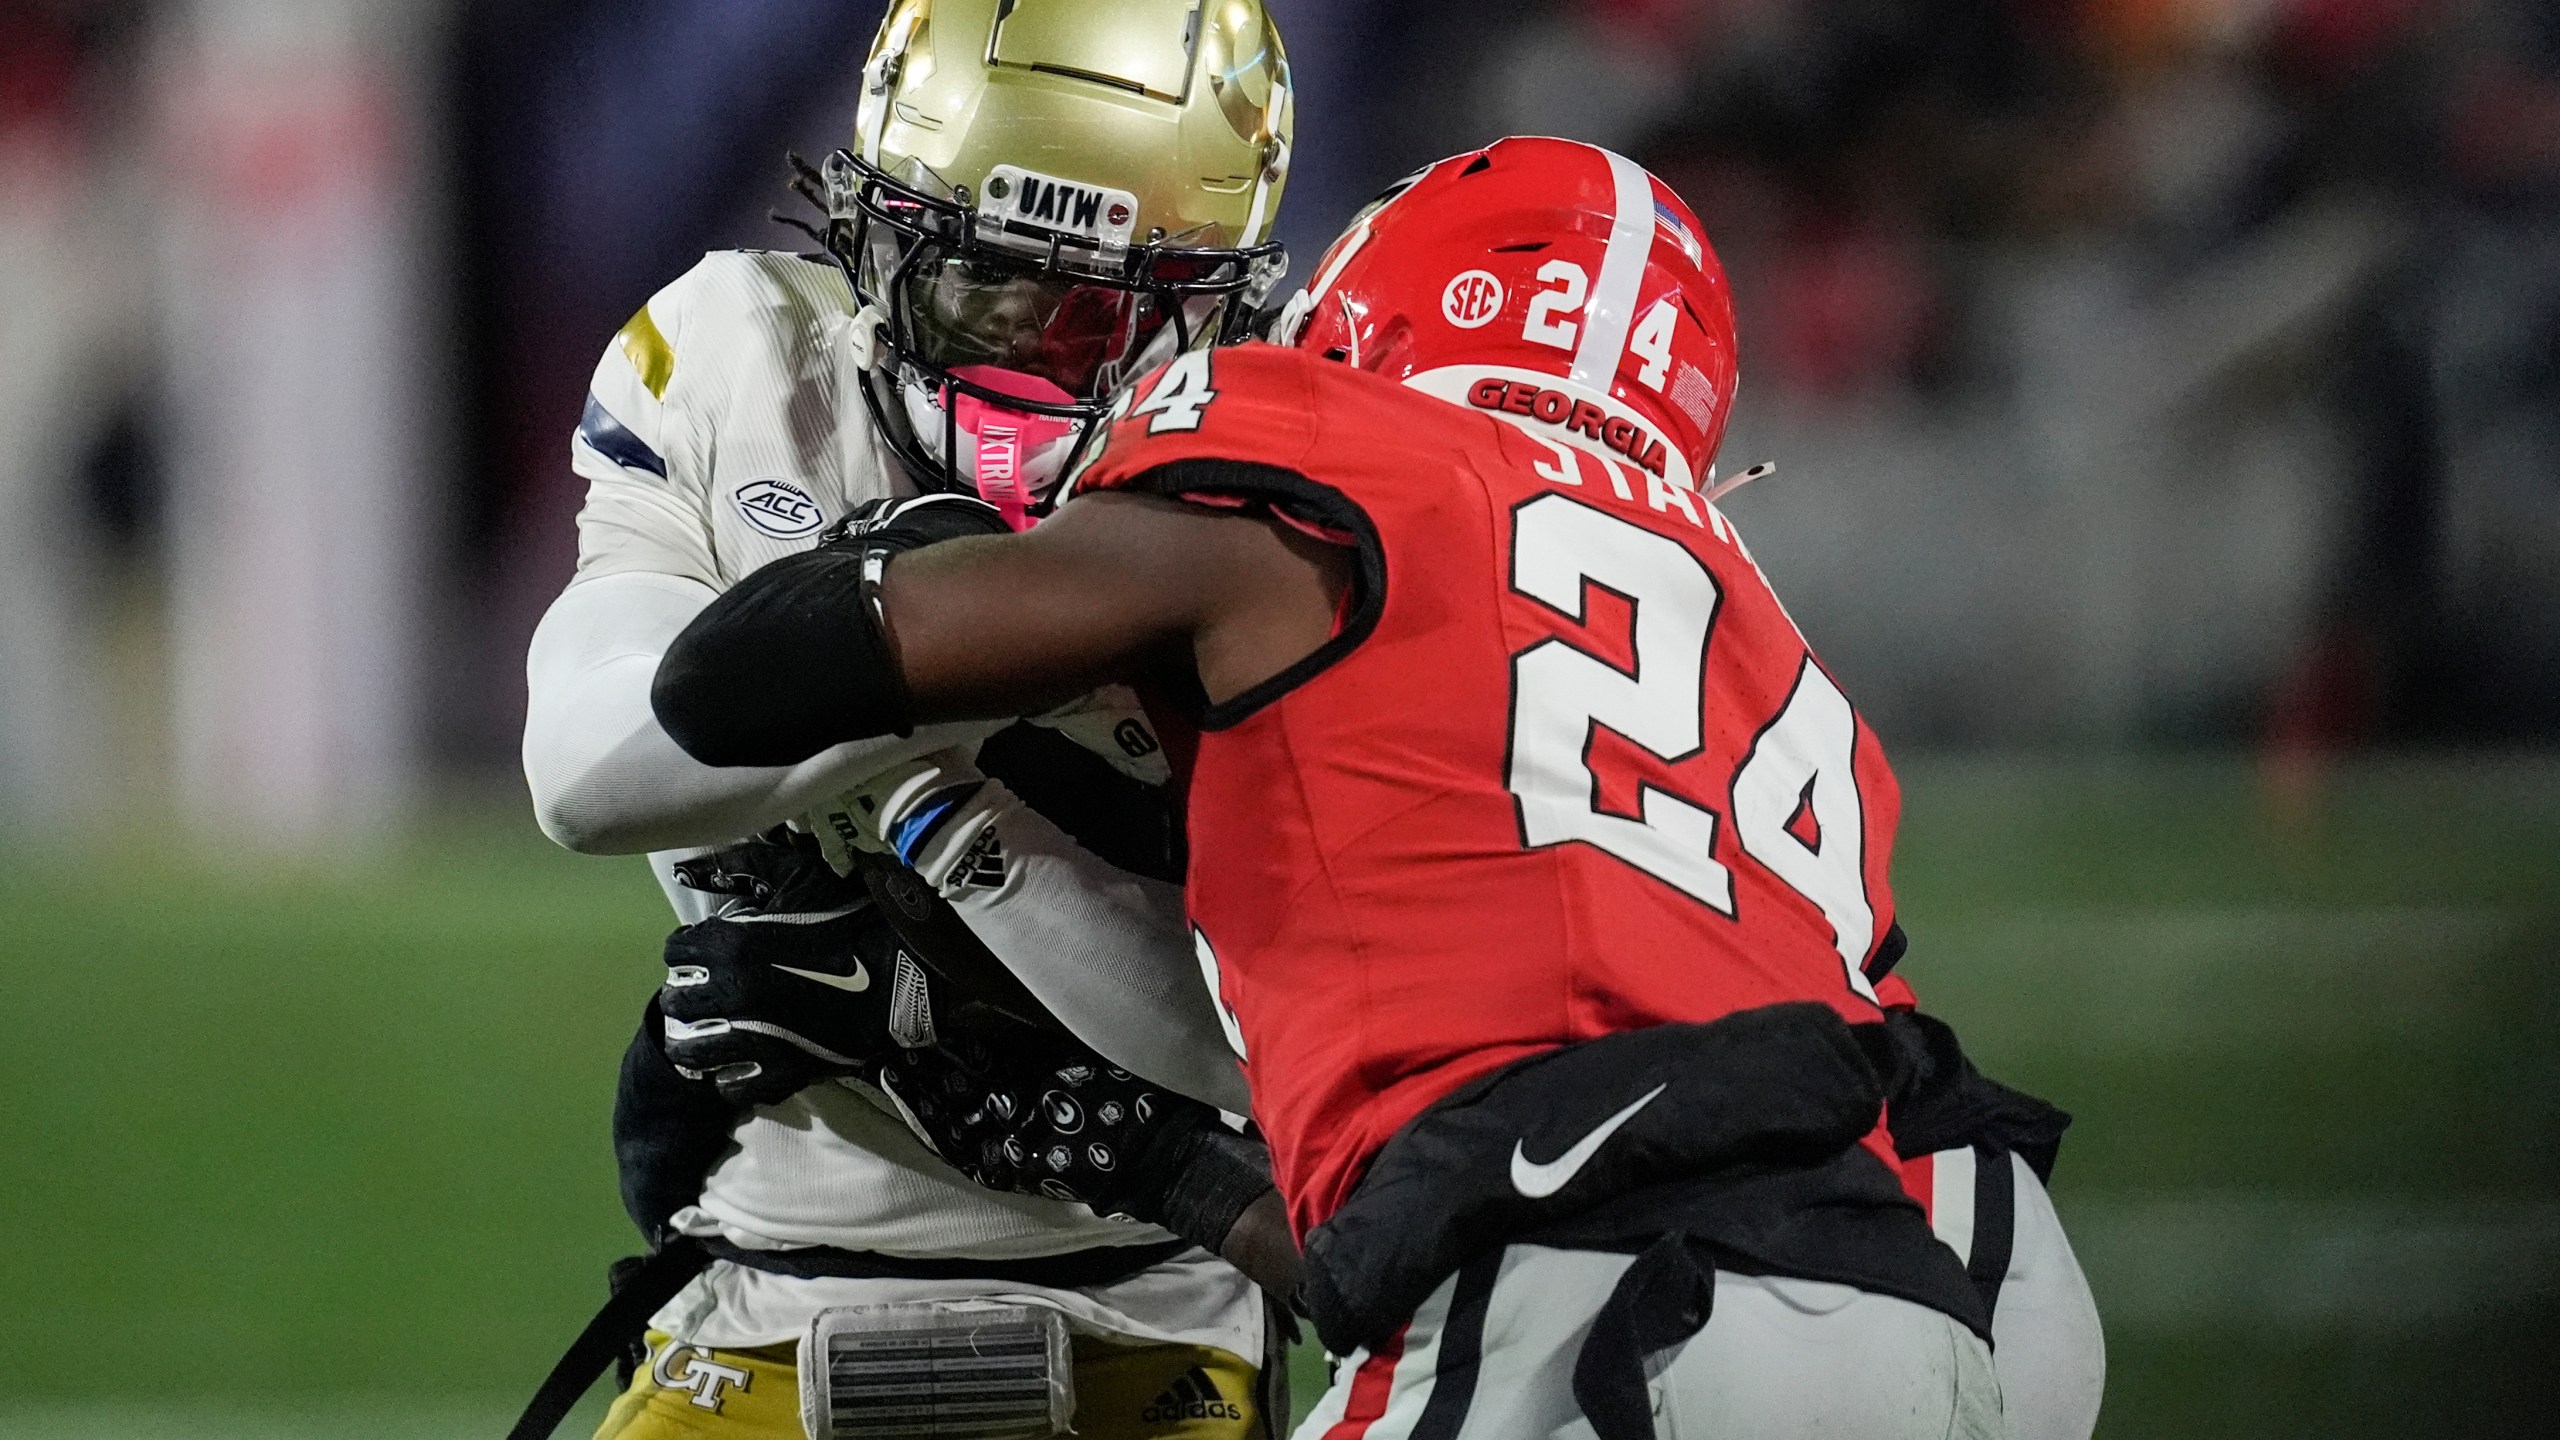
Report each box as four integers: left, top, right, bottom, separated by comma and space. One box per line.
1505, 494, 1881, 1003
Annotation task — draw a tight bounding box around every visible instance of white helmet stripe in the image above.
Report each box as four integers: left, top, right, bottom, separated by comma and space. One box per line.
1272, 216, 1372, 345
859, 5, 929, 165
1569, 148, 1659, 391
1243, 165, 1274, 248
1310, 219, 1373, 308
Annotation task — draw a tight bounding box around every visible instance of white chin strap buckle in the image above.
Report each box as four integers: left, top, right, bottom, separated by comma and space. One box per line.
841, 304, 890, 372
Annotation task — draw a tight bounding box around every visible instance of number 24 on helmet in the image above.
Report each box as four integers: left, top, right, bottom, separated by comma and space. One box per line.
1274, 137, 1740, 494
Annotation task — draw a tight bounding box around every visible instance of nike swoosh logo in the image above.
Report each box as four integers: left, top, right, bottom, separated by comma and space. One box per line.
1509, 1082, 1669, 1199
776, 960, 871, 993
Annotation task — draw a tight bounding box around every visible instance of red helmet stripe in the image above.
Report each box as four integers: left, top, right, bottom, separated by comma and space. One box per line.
1568, 148, 1661, 391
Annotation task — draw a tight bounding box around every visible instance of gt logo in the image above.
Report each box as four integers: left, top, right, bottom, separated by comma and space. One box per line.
652, 1341, 751, 1412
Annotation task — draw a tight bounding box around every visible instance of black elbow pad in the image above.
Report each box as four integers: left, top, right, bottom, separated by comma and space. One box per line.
652, 496, 1011, 767
652, 547, 913, 766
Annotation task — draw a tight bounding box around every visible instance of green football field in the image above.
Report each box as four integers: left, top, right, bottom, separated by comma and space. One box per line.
4, 757, 2555, 1438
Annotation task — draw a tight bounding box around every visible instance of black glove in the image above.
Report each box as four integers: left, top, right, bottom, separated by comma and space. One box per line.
671, 824, 898, 912
612, 993, 744, 1245
878, 1029, 1275, 1253
657, 830, 928, 1107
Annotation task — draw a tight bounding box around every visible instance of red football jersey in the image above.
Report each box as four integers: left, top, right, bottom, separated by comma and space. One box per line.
1075, 345, 1903, 1236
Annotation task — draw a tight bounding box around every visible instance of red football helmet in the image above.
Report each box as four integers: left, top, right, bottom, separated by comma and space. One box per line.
1275, 138, 1738, 490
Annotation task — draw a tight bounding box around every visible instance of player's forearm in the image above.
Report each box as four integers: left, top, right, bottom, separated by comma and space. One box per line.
944, 799, 1251, 1111
1217, 1189, 1304, 1302
652, 499, 1206, 769
525, 571, 985, 853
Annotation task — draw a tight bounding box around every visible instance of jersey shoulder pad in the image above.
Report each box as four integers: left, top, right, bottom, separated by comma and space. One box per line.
575, 250, 854, 484
1069, 343, 1343, 497
1070, 345, 1480, 507
666, 248, 855, 353
1069, 352, 1506, 573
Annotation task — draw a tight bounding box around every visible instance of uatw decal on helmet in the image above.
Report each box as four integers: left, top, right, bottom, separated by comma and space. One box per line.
981, 165, 1141, 248
734, 478, 825, 539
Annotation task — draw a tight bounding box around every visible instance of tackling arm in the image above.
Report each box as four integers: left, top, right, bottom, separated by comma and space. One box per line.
521, 567, 993, 855
892, 490, 1354, 722
525, 252, 1007, 855
653, 490, 1350, 764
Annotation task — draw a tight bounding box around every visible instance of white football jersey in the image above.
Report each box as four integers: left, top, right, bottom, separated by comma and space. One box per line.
571, 249, 898, 589
561, 250, 1253, 1355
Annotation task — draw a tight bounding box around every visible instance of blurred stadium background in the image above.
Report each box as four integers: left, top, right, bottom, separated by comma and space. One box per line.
4, 1, 2557, 1436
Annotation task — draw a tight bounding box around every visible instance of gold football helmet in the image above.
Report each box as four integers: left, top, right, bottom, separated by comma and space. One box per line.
812, 0, 1294, 513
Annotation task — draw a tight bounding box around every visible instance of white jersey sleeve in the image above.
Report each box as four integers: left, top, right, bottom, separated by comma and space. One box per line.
524, 251, 997, 854
523, 568, 992, 854
948, 789, 1251, 1112
565, 249, 885, 587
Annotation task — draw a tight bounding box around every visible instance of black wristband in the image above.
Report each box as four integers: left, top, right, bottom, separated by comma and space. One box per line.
1128, 1120, 1277, 1255
652, 546, 915, 766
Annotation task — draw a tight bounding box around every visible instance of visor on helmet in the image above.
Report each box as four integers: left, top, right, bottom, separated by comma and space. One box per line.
810, 150, 1286, 505
897, 251, 1176, 400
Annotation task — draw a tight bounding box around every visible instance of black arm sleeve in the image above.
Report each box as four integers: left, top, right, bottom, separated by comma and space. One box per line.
1126, 1120, 1280, 1257
651, 546, 912, 767
651, 496, 1014, 768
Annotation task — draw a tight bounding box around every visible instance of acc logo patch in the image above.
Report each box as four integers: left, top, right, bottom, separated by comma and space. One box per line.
734, 478, 825, 539
1442, 270, 1505, 329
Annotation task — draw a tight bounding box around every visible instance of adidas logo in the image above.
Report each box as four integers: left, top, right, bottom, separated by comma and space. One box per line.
1140, 1366, 1242, 1424
957, 829, 1007, 890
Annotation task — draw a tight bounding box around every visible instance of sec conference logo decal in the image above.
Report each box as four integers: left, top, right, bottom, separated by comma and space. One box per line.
1442, 270, 1505, 329
734, 478, 825, 539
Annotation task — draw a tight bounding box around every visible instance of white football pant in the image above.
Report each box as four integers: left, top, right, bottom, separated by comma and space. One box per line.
1984, 1152, 2104, 1440
1294, 1242, 2006, 1440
